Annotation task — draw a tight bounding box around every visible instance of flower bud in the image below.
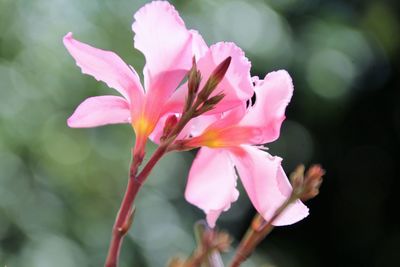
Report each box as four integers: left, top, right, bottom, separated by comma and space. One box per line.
290, 164, 305, 191
290, 164, 325, 201
209, 56, 231, 85
184, 58, 202, 112
161, 115, 178, 141
197, 56, 231, 101
194, 93, 225, 116
188, 57, 201, 95
301, 164, 325, 201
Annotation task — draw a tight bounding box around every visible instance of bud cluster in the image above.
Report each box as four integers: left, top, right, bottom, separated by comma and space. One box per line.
185, 56, 231, 117
161, 56, 231, 142
290, 164, 325, 201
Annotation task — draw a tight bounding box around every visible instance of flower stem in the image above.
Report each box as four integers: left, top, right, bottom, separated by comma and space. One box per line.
104, 144, 168, 267
104, 111, 195, 267
229, 164, 325, 267
104, 118, 191, 267
104, 57, 232, 267
229, 196, 296, 267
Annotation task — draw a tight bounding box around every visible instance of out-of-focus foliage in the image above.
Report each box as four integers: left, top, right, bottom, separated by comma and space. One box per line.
1, 0, 399, 266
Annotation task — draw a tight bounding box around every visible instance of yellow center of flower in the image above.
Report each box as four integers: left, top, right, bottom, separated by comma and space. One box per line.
188, 126, 252, 149
133, 117, 152, 137
199, 130, 225, 148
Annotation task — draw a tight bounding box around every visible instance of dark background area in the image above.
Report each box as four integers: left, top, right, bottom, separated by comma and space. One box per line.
1, 0, 399, 266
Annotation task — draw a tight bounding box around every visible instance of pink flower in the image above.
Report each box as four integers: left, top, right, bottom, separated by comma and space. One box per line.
63, 1, 253, 154
183, 71, 309, 227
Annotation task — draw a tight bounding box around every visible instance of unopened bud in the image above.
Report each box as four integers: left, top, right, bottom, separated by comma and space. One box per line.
188, 57, 201, 95
198, 57, 231, 101
184, 58, 202, 113
301, 165, 325, 201
210, 56, 231, 84
290, 164, 305, 193
194, 93, 225, 116
161, 115, 178, 140
290, 164, 325, 201
205, 93, 225, 106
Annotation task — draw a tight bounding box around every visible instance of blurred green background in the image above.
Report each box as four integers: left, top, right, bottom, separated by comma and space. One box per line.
1, 0, 399, 266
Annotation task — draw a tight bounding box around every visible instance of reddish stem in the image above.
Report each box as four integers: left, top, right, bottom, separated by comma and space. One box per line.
104, 145, 168, 267
103, 59, 227, 266
229, 196, 296, 267
104, 112, 191, 267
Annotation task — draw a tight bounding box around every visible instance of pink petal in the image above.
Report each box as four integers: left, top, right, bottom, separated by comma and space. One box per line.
239, 70, 294, 144
189, 29, 208, 60
197, 42, 253, 113
148, 114, 168, 144
229, 145, 308, 226
204, 104, 247, 131
185, 114, 222, 137
183, 105, 257, 148
132, 1, 206, 94
63, 33, 144, 109
165, 42, 253, 114
185, 147, 239, 227
67, 95, 131, 128
131, 2, 208, 136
